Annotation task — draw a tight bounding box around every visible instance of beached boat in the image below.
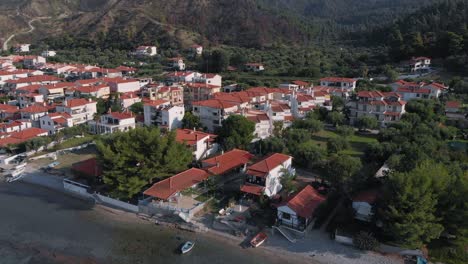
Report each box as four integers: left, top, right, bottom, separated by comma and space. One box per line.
250, 232, 267, 248
180, 241, 195, 254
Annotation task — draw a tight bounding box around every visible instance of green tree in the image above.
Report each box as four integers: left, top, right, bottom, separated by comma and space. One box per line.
292, 118, 323, 133
218, 115, 255, 150
356, 116, 378, 131
96, 127, 192, 199
326, 111, 345, 127
129, 102, 144, 115
331, 96, 345, 111
379, 162, 448, 248
327, 137, 349, 154
272, 121, 284, 137
257, 137, 286, 155
383, 65, 399, 82
326, 154, 362, 190
292, 140, 326, 169
181, 112, 202, 129
336, 126, 355, 138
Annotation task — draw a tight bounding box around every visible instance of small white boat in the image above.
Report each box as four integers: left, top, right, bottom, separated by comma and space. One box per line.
180, 241, 195, 254
250, 232, 267, 248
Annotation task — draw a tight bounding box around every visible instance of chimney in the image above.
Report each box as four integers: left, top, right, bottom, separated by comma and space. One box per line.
216, 161, 220, 168
88, 98, 92, 102
63, 100, 67, 107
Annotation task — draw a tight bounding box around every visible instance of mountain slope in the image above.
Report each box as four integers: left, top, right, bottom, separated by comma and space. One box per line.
0, 0, 444, 49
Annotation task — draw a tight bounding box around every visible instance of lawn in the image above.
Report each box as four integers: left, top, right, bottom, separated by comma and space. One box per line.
310, 129, 378, 157
55, 135, 95, 150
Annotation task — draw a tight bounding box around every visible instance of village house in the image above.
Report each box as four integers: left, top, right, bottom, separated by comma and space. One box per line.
192, 99, 238, 132
276, 185, 325, 232
143, 168, 210, 202
39, 112, 74, 135
243, 110, 272, 141
17, 89, 45, 108
390, 80, 448, 100
0, 120, 32, 135
89, 111, 136, 134
55, 98, 97, 125
241, 153, 294, 198
143, 100, 184, 130
103, 77, 140, 93
14, 44, 31, 53
0, 104, 19, 120
115, 66, 137, 76
192, 73, 222, 87
201, 149, 254, 176
445, 101, 467, 128
146, 85, 184, 106
190, 45, 203, 55
407, 56, 431, 72
118, 92, 142, 109
290, 93, 318, 118
245, 63, 265, 72
169, 57, 186, 71
0, 127, 48, 147
320, 77, 357, 92
23, 56, 46, 68
176, 129, 219, 160
73, 84, 110, 99
352, 189, 379, 222
184, 83, 222, 106
38, 83, 73, 101
41, 50, 57, 57
134, 46, 158, 57
266, 101, 294, 128
350, 91, 406, 127
4, 75, 62, 91
165, 71, 197, 83
20, 104, 49, 126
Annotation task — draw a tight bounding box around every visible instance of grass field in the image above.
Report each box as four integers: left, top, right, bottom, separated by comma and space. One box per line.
310, 129, 378, 157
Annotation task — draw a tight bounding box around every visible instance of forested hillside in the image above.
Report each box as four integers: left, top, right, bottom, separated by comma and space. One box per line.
364, 0, 468, 71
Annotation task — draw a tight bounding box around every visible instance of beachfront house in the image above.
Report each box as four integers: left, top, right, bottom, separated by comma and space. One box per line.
276, 185, 325, 232
241, 153, 294, 198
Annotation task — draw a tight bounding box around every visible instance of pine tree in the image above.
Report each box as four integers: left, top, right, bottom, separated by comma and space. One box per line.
379, 162, 447, 248
96, 127, 192, 199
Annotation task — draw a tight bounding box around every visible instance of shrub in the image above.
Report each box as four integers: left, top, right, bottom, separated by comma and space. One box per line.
353, 231, 379, 251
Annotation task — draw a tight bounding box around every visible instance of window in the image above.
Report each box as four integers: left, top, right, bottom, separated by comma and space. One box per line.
282, 212, 291, 220
42, 121, 45, 125
48, 122, 51, 125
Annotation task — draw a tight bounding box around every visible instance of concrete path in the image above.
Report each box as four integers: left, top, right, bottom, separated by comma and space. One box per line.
3, 15, 51, 51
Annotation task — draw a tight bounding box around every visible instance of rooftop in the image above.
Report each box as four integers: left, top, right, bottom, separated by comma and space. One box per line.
246, 153, 292, 178
281, 185, 325, 218
202, 149, 254, 175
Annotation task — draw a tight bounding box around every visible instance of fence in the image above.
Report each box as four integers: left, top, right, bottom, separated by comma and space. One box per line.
94, 193, 139, 213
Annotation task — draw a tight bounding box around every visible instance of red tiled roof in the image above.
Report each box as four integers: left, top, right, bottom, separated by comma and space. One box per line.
283, 185, 325, 218
72, 158, 103, 178
396, 87, 431, 94
247, 153, 291, 178
143, 168, 209, 200
292, 80, 310, 86
0, 104, 19, 113
446, 101, 461, 109
186, 83, 221, 89
20, 104, 48, 113
144, 99, 170, 107
353, 189, 379, 204
49, 112, 72, 119
108, 111, 134, 120
103, 77, 139, 84
5, 75, 62, 84
65, 98, 94, 108
74, 84, 109, 93
192, 99, 238, 109
320, 77, 357, 83
240, 184, 264, 196
165, 71, 194, 78
176, 129, 217, 146
203, 149, 254, 175
116, 66, 137, 72
11, 127, 48, 140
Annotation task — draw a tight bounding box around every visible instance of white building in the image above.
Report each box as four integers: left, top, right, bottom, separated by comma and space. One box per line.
135, 46, 157, 57
20, 104, 49, 126
245, 63, 265, 72
352, 189, 378, 222
89, 111, 136, 134
104, 77, 140, 93
169, 57, 186, 71
276, 185, 325, 232
143, 100, 184, 130
241, 153, 293, 198
192, 99, 238, 132
175, 129, 219, 160
23, 56, 46, 68
408, 57, 431, 72
190, 45, 203, 55
39, 112, 73, 135
320, 77, 357, 92
41, 50, 57, 57
192, 73, 222, 87
244, 110, 272, 141
55, 98, 97, 125
14, 44, 31, 53
390, 80, 448, 101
